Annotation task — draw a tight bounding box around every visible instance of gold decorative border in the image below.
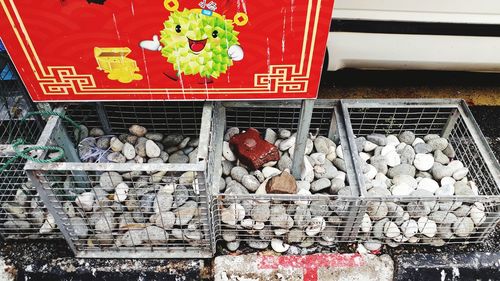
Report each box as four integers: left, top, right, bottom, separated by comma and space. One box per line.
1, 0, 323, 96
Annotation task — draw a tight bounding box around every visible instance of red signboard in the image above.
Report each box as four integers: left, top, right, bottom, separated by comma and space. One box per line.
0, 0, 334, 101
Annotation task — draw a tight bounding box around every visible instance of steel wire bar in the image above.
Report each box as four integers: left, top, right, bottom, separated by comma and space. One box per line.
27, 101, 213, 258
0, 53, 52, 239
211, 101, 362, 252
342, 99, 500, 246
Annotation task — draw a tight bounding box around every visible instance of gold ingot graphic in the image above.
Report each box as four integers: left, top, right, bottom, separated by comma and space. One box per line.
94, 47, 143, 83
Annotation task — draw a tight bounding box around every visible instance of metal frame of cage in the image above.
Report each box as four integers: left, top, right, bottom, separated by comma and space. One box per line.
340, 99, 500, 246
24, 101, 214, 258
0, 52, 59, 240
207, 100, 363, 253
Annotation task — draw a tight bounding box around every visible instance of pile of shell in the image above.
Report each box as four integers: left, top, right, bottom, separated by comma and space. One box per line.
218, 127, 352, 252
355, 132, 486, 249
1, 180, 60, 238
62, 125, 206, 248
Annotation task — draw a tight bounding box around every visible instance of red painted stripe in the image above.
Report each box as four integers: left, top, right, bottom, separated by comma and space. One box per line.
259, 254, 366, 281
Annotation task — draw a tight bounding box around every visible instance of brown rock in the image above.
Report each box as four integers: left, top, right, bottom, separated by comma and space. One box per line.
266, 171, 297, 194
229, 128, 280, 170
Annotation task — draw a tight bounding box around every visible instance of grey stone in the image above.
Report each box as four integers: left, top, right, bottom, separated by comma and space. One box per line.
107, 152, 126, 163
231, 166, 249, 182
311, 178, 331, 193
135, 137, 148, 157
120, 229, 145, 247
177, 137, 190, 150
251, 203, 270, 222
188, 148, 198, 163
434, 150, 450, 165
144, 226, 169, 244
314, 136, 334, 154
224, 127, 240, 142
429, 211, 458, 225
253, 170, 266, 183
96, 137, 110, 149
366, 187, 391, 197
218, 177, 226, 192
392, 175, 418, 189
145, 140, 161, 158
188, 138, 199, 147
279, 129, 292, 139
279, 136, 296, 151
452, 167, 469, 180
125, 134, 139, 145
241, 175, 260, 192
129, 125, 147, 137
373, 218, 390, 239
423, 134, 440, 141
367, 133, 387, 146
153, 192, 173, 213
398, 131, 416, 145
431, 163, 454, 181
70, 217, 89, 239
330, 178, 345, 194
305, 138, 315, 155
454, 181, 474, 196
145, 133, 163, 141
90, 127, 105, 137
332, 158, 347, 172
309, 197, 330, 217
287, 228, 305, 243
407, 201, 431, 217
173, 185, 189, 207
453, 217, 474, 237
168, 151, 189, 163
414, 143, 433, 154
399, 146, 416, 165
248, 240, 269, 249
278, 154, 293, 171
75, 125, 89, 141
314, 159, 338, 179
367, 201, 388, 220
174, 200, 197, 225
100, 172, 123, 192
264, 128, 278, 144
294, 205, 312, 228
225, 180, 249, 196
163, 134, 184, 147
222, 160, 234, 176
370, 155, 388, 175
355, 137, 366, 152
427, 138, 448, 151
443, 144, 456, 158
154, 211, 176, 229
453, 205, 471, 217
386, 202, 406, 225
109, 137, 124, 152
387, 164, 416, 178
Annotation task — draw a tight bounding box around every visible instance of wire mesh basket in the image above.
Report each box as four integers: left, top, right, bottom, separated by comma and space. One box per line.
341, 99, 500, 247
0, 51, 59, 240
25, 101, 214, 258
208, 100, 362, 253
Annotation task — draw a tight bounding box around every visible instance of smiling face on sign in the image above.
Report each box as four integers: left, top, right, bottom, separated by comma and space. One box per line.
160, 8, 239, 78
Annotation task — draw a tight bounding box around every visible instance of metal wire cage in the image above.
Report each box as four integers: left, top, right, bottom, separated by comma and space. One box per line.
0, 52, 58, 240
25, 101, 214, 258
341, 99, 500, 246
208, 100, 362, 253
